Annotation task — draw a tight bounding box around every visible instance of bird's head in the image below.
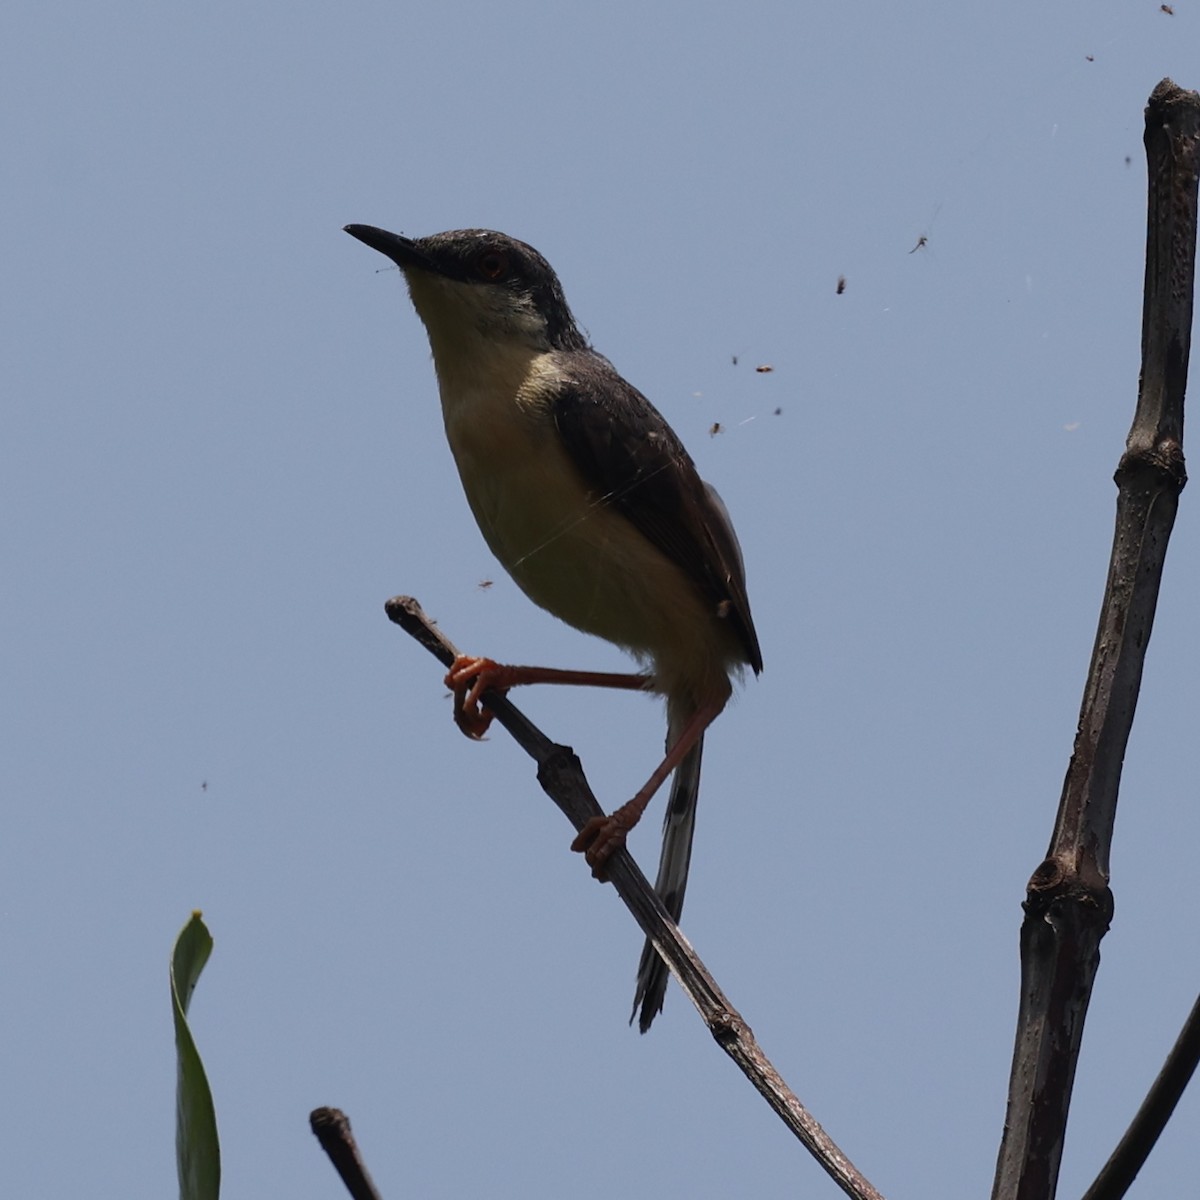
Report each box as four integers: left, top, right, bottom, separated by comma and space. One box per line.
344, 225, 588, 360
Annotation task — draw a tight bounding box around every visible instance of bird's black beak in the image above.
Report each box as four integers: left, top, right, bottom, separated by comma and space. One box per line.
343, 224, 433, 272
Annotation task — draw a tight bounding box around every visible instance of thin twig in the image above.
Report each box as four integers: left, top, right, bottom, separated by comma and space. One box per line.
385, 595, 886, 1200
991, 78, 1198, 1200
310, 1107, 384, 1200
1082, 991, 1200, 1200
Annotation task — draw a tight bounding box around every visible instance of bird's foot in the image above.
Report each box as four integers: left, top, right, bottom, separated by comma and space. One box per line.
571, 799, 643, 880
444, 655, 512, 739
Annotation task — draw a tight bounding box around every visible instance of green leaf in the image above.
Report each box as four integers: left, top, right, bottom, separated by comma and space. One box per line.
171, 912, 220, 1200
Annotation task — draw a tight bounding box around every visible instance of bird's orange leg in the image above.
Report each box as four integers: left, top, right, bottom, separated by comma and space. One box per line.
571, 699, 725, 879
445, 654, 651, 739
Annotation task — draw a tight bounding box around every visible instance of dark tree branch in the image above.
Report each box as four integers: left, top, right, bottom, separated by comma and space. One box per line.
385, 594, 886, 1200
310, 1107, 385, 1200
991, 79, 1199, 1200
1082, 992, 1200, 1200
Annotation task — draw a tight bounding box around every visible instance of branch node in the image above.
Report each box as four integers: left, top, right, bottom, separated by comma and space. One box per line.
1114, 438, 1187, 490
708, 1008, 747, 1046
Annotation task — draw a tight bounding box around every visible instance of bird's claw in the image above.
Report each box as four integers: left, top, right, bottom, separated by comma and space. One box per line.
445, 655, 509, 739
571, 811, 633, 880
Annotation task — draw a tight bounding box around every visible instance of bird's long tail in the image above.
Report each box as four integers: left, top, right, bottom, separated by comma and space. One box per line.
631, 716, 705, 1033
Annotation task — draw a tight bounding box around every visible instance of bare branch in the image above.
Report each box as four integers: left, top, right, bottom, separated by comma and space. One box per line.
1082, 992, 1200, 1200
991, 79, 1199, 1200
385, 595, 886, 1200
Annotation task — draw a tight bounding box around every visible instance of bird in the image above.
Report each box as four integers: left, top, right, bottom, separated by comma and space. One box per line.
344, 224, 762, 1031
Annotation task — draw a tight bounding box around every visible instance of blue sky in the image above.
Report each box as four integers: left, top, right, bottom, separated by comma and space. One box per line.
3, 3, 1198, 1197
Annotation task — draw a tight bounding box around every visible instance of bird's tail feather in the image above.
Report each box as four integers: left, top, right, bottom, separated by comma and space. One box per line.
630, 725, 704, 1033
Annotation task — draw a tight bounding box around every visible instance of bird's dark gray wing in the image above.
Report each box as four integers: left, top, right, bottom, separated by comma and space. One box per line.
551, 358, 762, 673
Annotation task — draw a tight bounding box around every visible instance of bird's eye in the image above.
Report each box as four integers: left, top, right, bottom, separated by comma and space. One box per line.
476, 250, 508, 280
